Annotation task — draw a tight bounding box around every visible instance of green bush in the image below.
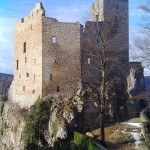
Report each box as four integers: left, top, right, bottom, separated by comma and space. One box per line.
23, 98, 52, 149
73, 132, 99, 150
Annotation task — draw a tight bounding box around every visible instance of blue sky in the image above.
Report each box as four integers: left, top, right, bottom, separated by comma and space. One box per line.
0, 0, 147, 75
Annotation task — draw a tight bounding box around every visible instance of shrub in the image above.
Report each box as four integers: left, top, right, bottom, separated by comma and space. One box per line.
23, 98, 52, 149
73, 132, 99, 150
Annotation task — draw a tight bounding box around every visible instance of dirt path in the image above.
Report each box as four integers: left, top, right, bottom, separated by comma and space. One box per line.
92, 118, 148, 150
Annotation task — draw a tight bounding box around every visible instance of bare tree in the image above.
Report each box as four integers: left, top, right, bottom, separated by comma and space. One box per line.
80, 18, 127, 145
132, 0, 150, 72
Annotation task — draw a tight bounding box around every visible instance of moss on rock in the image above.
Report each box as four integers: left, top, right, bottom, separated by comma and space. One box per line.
23, 98, 52, 149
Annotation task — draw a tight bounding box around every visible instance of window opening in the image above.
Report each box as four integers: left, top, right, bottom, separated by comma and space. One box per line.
23, 86, 25, 91
50, 74, 52, 81
96, 15, 99, 22
24, 42, 26, 53
16, 60, 19, 70
116, 5, 118, 10
88, 58, 91, 64
54, 56, 57, 63
26, 73, 29, 77
57, 86, 60, 92
52, 36, 56, 43
33, 89, 35, 94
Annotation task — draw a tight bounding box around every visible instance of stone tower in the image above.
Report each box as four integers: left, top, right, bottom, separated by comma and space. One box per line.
91, 0, 129, 63
12, 2, 83, 107
91, 0, 128, 22
11, 1, 129, 108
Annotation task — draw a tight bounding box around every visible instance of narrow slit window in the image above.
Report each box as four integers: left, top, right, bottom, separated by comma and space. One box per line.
26, 73, 29, 77
57, 86, 60, 92
96, 15, 99, 22
88, 58, 91, 64
34, 74, 35, 80
50, 74, 52, 81
33, 89, 35, 94
52, 36, 56, 43
25, 57, 27, 63
116, 5, 118, 10
16, 60, 19, 70
24, 42, 26, 53
23, 86, 25, 91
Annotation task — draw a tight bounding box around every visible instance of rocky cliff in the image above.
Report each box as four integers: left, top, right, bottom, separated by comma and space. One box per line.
0, 96, 25, 150
0, 89, 84, 150
127, 62, 145, 98
0, 73, 13, 96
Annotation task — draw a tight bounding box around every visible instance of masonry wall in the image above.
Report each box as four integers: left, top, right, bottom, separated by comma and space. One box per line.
90, 0, 129, 63
82, 21, 129, 86
91, 0, 128, 22
42, 17, 83, 97
13, 3, 44, 107
91, 0, 129, 70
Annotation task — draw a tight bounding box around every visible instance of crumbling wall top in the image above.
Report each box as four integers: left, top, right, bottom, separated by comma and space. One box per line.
17, 2, 45, 24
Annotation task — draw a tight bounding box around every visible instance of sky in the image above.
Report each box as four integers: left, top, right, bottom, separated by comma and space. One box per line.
0, 0, 148, 75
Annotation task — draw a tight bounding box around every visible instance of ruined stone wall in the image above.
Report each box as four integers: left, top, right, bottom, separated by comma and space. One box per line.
91, 0, 104, 22
81, 19, 129, 121
42, 17, 83, 97
91, 0, 128, 22
82, 21, 129, 86
13, 3, 44, 107
12, 0, 129, 108
91, 0, 129, 62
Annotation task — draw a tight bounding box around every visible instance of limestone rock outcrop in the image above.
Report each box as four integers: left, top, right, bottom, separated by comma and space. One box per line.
0, 90, 84, 149
46, 92, 83, 147
0, 96, 26, 150
127, 62, 145, 98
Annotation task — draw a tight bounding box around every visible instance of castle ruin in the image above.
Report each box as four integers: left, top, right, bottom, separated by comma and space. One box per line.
10, 0, 129, 109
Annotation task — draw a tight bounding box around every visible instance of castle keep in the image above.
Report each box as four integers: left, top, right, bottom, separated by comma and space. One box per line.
10, 0, 129, 108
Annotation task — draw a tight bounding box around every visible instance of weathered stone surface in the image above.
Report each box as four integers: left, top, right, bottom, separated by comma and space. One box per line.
127, 62, 145, 98
46, 91, 84, 147
0, 90, 84, 149
13, 2, 83, 108
0, 98, 26, 150
91, 0, 128, 22
0, 73, 13, 96
12, 0, 129, 109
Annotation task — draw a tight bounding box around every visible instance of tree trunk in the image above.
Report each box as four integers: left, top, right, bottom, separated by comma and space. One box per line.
100, 111, 105, 144
100, 67, 106, 145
